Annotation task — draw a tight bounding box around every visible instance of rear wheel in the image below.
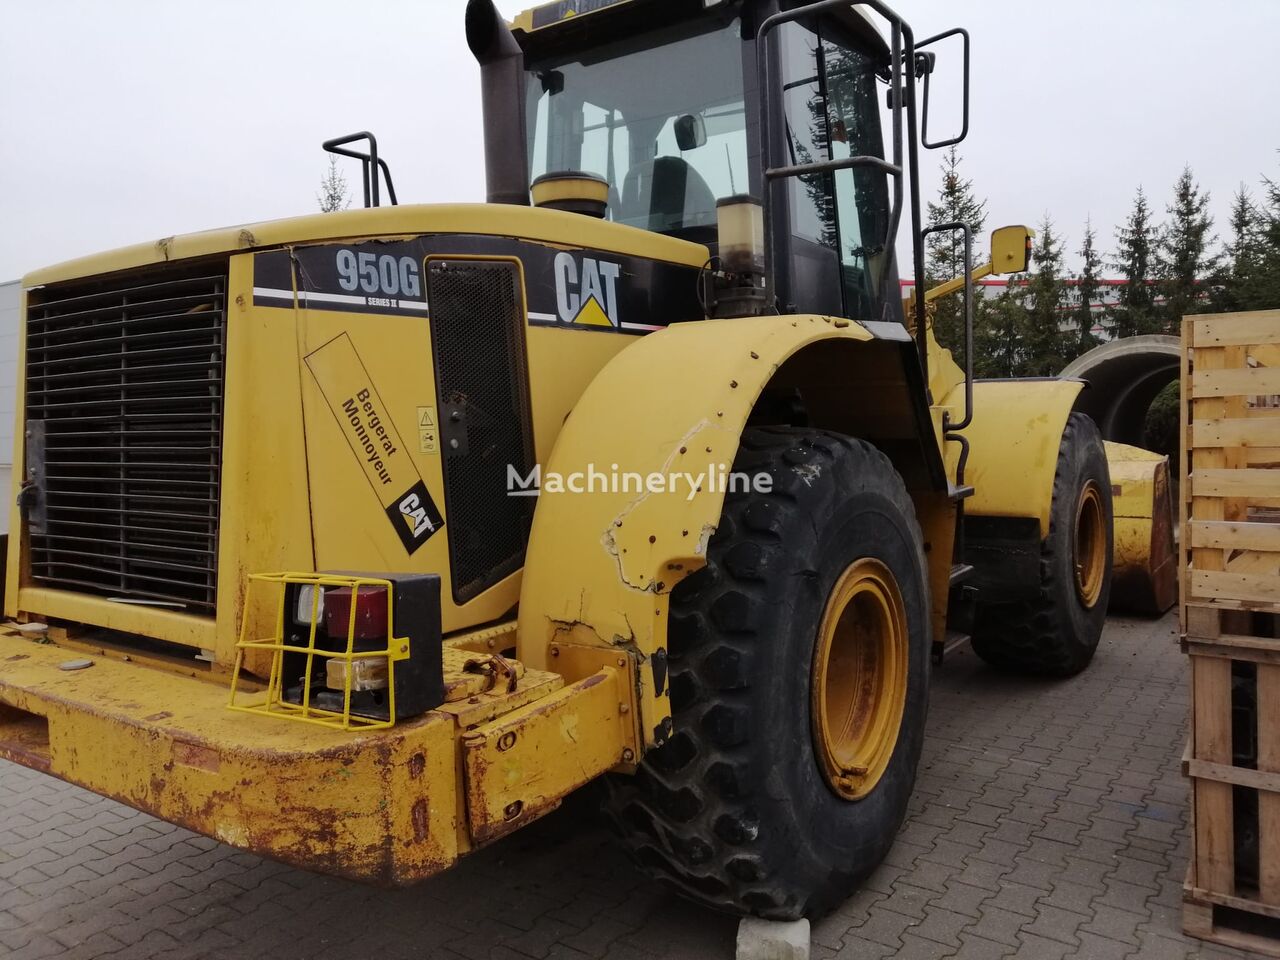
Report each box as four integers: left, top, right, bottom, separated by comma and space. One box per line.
971, 412, 1113, 677
603, 427, 931, 919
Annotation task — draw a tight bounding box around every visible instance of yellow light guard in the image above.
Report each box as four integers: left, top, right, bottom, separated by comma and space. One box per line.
228, 572, 410, 731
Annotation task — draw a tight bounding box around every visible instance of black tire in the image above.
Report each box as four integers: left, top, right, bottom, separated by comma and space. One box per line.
603, 427, 931, 920
971, 412, 1112, 677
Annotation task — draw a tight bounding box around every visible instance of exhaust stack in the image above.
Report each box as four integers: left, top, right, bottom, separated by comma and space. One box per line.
466, 0, 531, 206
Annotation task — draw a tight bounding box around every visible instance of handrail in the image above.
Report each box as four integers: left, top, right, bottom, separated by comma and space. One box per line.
765, 155, 902, 181
322, 131, 399, 208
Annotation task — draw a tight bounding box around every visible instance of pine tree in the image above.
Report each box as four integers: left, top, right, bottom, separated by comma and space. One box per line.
1110, 187, 1157, 338
1211, 186, 1258, 312
925, 146, 987, 355
1071, 220, 1103, 358
973, 284, 1025, 379
1156, 166, 1219, 329
1228, 186, 1258, 263
317, 157, 351, 213
1237, 170, 1280, 310
1020, 216, 1069, 376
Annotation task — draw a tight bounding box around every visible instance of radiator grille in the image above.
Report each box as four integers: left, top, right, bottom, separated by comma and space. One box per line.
427, 260, 535, 603
24, 267, 228, 613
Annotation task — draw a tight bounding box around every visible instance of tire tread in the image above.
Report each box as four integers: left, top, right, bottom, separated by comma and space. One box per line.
970, 412, 1111, 677
603, 426, 922, 918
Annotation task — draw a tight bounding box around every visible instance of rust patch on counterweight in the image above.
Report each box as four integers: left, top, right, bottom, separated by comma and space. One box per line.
411, 799, 430, 843
173, 741, 221, 772
408, 752, 426, 778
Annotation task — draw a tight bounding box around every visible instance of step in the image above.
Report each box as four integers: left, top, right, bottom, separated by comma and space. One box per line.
932, 629, 971, 666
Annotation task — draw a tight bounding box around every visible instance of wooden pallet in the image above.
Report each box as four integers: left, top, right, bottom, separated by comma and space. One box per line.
1183, 883, 1280, 957
1182, 624, 1280, 955
1181, 310, 1280, 622
1183, 616, 1280, 889
1182, 311, 1280, 954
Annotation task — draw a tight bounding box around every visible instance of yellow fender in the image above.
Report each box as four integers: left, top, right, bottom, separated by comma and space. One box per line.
946, 378, 1087, 537
516, 314, 943, 748
1105, 442, 1176, 614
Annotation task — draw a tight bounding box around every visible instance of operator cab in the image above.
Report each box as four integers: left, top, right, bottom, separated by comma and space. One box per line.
481, 0, 898, 323
525, 16, 745, 242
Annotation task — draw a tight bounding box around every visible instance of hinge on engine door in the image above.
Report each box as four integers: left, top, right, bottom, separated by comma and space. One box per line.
440, 398, 470, 457
18, 419, 47, 534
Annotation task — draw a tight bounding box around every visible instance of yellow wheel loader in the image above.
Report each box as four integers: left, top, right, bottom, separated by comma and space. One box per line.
0, 0, 1113, 920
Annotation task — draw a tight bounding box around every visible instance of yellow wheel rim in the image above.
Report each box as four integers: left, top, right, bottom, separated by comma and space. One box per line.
811, 558, 909, 801
1074, 480, 1107, 608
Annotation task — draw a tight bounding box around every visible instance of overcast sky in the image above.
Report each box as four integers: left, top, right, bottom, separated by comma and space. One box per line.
1, 0, 1276, 281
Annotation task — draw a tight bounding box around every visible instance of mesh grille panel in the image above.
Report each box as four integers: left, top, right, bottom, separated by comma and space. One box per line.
427, 260, 535, 603
24, 267, 228, 612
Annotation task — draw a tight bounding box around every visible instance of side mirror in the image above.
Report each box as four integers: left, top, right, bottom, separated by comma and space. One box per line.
990, 225, 1033, 275
917, 28, 970, 149
674, 114, 707, 151
539, 69, 565, 95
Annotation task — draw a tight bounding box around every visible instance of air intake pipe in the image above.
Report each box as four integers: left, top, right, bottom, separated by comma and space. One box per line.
466, 0, 531, 206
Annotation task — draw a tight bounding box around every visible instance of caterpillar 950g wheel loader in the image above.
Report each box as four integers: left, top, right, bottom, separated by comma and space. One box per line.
0, 0, 1112, 920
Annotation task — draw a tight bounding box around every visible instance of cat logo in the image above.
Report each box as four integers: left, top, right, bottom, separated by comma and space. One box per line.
399, 491, 436, 539
554, 252, 622, 327
382, 480, 444, 554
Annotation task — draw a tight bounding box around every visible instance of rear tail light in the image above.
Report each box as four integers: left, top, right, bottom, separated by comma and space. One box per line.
324, 586, 389, 641
230, 572, 444, 729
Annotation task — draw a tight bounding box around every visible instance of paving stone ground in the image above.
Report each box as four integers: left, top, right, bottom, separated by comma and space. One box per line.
0, 613, 1261, 959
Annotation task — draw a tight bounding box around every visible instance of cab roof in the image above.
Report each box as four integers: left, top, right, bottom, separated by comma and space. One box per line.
511, 0, 888, 59
510, 0, 643, 35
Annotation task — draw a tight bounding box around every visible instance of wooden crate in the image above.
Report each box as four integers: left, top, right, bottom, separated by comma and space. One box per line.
1183, 886, 1280, 957
1181, 309, 1280, 621
1183, 614, 1280, 954
1183, 310, 1280, 953
1183, 617, 1280, 892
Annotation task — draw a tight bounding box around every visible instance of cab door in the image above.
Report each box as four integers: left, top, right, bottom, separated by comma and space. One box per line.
776, 16, 894, 321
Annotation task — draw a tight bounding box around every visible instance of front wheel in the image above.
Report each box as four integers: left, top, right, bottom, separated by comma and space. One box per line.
603, 427, 932, 920
971, 412, 1113, 677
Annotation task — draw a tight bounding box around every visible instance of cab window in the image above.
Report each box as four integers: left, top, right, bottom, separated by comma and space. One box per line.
778, 18, 891, 319
525, 17, 747, 242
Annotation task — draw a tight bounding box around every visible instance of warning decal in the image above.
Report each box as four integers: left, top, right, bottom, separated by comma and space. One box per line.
417, 406, 438, 454
304, 333, 443, 554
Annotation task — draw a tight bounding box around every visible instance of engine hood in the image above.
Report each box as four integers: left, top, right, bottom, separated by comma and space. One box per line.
24, 203, 708, 288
